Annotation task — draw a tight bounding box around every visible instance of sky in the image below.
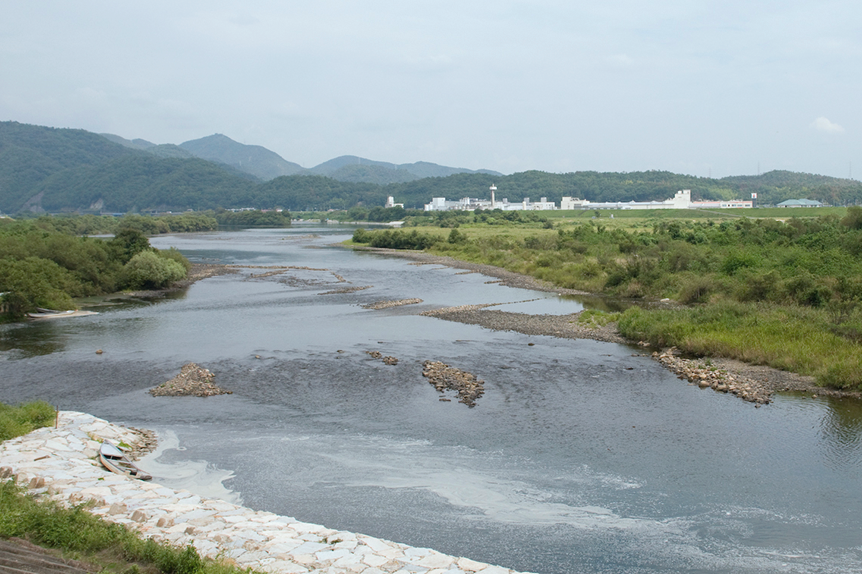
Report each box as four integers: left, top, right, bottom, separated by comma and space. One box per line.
1, 1, 860, 178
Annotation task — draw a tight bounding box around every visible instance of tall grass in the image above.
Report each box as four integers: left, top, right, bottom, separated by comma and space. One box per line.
618, 302, 862, 390
0, 401, 55, 442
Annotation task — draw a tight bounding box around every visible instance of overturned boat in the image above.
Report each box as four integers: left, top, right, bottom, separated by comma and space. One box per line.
99, 441, 152, 481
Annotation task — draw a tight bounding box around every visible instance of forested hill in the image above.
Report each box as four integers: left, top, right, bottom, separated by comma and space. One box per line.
0, 121, 135, 212
3, 120, 862, 213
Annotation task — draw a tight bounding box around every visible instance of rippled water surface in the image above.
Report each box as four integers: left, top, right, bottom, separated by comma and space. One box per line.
2, 226, 862, 574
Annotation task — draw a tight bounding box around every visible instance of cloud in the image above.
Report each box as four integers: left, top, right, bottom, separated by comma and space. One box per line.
607, 53, 634, 67
810, 116, 845, 134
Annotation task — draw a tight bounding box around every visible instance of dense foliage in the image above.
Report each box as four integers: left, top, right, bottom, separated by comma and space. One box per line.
5, 213, 218, 235
0, 218, 192, 318
212, 209, 291, 227
352, 228, 441, 249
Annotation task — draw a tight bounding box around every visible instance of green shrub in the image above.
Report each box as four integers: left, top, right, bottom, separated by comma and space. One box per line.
678, 275, 715, 304
447, 228, 467, 244
157, 247, 193, 272
721, 251, 758, 275
122, 251, 186, 290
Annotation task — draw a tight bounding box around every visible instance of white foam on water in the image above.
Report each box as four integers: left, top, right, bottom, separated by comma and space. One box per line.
136, 430, 242, 504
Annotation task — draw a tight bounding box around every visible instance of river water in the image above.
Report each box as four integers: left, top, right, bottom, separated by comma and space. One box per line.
2, 226, 861, 574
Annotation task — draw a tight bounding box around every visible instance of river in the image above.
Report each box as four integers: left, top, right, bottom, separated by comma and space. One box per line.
2, 226, 861, 574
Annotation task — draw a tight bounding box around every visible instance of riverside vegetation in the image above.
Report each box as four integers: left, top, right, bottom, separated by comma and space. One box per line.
0, 211, 291, 319
351, 207, 862, 391
0, 217, 194, 319
0, 401, 256, 574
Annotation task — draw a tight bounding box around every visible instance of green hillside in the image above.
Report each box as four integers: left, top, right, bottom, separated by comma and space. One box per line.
0, 122, 134, 212
328, 164, 419, 185
179, 134, 305, 180
33, 155, 255, 212
308, 155, 504, 183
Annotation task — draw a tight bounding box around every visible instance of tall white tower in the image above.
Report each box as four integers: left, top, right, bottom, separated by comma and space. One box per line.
490, 185, 497, 209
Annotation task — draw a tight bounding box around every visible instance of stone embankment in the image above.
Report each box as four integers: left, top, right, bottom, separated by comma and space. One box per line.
1, 413, 526, 574
653, 348, 771, 405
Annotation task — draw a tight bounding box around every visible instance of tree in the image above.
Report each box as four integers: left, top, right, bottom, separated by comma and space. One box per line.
0, 258, 76, 317
110, 228, 151, 264
121, 251, 186, 290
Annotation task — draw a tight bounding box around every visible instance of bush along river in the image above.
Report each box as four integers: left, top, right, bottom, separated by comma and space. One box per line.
2, 226, 862, 574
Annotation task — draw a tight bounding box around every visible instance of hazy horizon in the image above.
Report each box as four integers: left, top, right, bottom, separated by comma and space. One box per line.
2, 1, 859, 179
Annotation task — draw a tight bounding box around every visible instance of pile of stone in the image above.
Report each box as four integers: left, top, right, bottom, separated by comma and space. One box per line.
366, 351, 398, 365
362, 298, 423, 310
149, 363, 232, 398
125, 427, 159, 459
653, 348, 771, 405
422, 361, 484, 407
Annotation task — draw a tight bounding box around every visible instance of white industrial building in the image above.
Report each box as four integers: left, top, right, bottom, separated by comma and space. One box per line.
424, 186, 556, 212
385, 196, 404, 208
561, 189, 752, 210
424, 188, 753, 212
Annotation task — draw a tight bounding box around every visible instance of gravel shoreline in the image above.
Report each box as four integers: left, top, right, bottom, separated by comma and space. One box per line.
356, 247, 861, 402
161, 252, 859, 403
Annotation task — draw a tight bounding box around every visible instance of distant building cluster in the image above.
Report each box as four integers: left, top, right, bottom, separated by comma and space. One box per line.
421, 188, 754, 212
561, 189, 753, 210
424, 196, 555, 212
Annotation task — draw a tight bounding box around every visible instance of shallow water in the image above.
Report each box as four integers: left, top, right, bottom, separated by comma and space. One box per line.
1, 226, 861, 574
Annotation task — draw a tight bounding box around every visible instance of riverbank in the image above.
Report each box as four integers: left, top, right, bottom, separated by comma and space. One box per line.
355, 247, 854, 402
126, 264, 238, 298
1, 412, 525, 574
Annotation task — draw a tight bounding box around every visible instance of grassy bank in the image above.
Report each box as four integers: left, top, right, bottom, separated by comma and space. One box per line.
351, 208, 862, 390
617, 302, 861, 389
0, 401, 55, 442
0, 401, 254, 574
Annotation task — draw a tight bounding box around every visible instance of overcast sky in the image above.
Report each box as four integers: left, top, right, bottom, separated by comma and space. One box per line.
1, 1, 859, 178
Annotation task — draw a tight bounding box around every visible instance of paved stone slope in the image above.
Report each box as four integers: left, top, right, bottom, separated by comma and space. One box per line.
0, 412, 530, 574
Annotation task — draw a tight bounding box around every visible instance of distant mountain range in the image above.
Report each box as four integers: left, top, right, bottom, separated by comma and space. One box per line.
2, 120, 861, 214
102, 132, 502, 183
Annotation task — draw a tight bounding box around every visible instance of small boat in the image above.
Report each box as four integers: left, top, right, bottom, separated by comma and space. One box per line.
27, 309, 98, 319
99, 441, 152, 481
